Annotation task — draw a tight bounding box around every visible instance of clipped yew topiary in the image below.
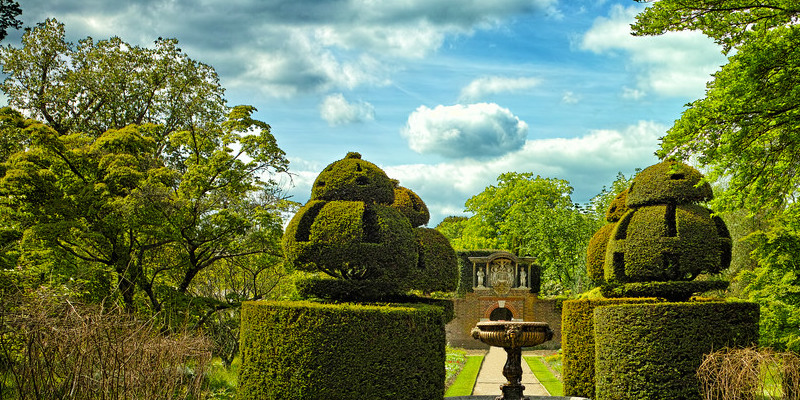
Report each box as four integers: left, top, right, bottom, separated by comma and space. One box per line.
586, 189, 629, 284
561, 297, 660, 399
310, 152, 394, 204
409, 227, 458, 293
391, 183, 430, 227
594, 301, 759, 400
238, 301, 447, 400
625, 159, 712, 207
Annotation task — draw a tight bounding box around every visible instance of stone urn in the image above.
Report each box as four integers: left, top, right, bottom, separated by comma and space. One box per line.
472, 321, 553, 400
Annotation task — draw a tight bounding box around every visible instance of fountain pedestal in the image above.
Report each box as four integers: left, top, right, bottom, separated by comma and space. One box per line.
471, 321, 553, 400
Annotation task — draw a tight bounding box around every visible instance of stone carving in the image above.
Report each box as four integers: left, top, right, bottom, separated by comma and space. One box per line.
491, 258, 514, 295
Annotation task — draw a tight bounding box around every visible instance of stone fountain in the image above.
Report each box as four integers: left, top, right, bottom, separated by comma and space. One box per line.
471, 321, 553, 400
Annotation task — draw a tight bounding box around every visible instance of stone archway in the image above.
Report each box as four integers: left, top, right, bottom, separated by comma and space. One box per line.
489, 307, 513, 321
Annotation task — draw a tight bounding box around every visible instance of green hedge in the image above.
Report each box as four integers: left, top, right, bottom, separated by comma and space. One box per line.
605, 204, 731, 285
605, 188, 629, 222
626, 160, 712, 207
586, 223, 614, 285
392, 185, 430, 227
310, 152, 394, 204
594, 301, 759, 400
410, 227, 458, 293
238, 300, 447, 400
561, 298, 660, 399
601, 279, 730, 302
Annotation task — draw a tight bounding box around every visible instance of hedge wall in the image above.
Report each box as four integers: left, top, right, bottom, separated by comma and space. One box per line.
594, 301, 759, 400
561, 298, 660, 399
410, 227, 458, 293
238, 300, 447, 400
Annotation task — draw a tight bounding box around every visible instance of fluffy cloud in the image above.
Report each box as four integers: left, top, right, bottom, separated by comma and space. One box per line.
320, 93, 376, 126
580, 4, 725, 99
21, 0, 558, 97
402, 103, 528, 159
388, 120, 665, 224
459, 76, 541, 102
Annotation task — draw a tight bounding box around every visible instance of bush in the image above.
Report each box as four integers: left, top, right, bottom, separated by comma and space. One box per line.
626, 160, 712, 208
392, 184, 430, 227
594, 301, 760, 400
586, 223, 615, 285
697, 347, 800, 400
410, 227, 458, 293
310, 152, 394, 204
561, 297, 660, 399
600, 279, 730, 302
238, 300, 447, 400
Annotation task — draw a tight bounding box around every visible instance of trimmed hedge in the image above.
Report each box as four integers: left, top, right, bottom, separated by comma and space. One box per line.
594, 301, 760, 400
238, 300, 447, 400
626, 160, 712, 207
605, 204, 732, 284
391, 184, 430, 227
310, 152, 394, 204
561, 298, 660, 399
605, 188, 629, 222
586, 223, 615, 285
283, 201, 417, 283
410, 227, 458, 293
601, 279, 730, 302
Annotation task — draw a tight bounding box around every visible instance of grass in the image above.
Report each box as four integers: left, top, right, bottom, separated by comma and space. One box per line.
525, 355, 563, 396
445, 355, 485, 397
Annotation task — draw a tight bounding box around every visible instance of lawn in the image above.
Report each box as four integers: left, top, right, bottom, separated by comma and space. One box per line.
445, 355, 485, 397
524, 355, 563, 396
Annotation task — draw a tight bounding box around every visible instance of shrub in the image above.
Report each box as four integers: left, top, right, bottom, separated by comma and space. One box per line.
586, 223, 615, 285
605, 188, 629, 222
392, 184, 430, 227
697, 347, 800, 400
626, 160, 712, 208
310, 152, 394, 204
601, 279, 730, 302
561, 297, 660, 399
605, 204, 732, 284
410, 227, 458, 293
238, 300, 447, 400
594, 301, 760, 400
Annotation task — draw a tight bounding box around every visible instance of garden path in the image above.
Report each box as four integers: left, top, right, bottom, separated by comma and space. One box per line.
471, 346, 548, 396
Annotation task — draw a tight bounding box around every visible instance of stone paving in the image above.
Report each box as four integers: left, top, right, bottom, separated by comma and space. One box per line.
470, 346, 549, 396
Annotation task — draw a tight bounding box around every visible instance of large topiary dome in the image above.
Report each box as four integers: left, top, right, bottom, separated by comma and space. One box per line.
586, 189, 630, 284
310, 152, 395, 204
599, 160, 732, 300
391, 182, 430, 227
626, 160, 712, 207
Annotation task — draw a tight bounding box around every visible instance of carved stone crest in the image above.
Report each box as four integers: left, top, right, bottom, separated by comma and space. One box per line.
491, 258, 514, 295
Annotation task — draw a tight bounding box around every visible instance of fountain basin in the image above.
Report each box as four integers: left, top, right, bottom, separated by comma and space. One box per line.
470, 321, 553, 348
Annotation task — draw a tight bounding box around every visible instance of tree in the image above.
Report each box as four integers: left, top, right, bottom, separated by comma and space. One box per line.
0, 19, 289, 322
0, 0, 21, 42
454, 172, 601, 295
632, 1, 800, 213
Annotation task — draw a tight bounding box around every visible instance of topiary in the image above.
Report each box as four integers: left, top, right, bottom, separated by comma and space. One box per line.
409, 227, 458, 293
601, 160, 732, 299
605, 188, 630, 222
586, 189, 630, 285
310, 152, 394, 204
391, 182, 430, 227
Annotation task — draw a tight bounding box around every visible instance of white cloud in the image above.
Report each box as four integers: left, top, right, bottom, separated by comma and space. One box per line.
402, 103, 528, 159
580, 4, 725, 99
320, 93, 376, 126
459, 76, 541, 102
562, 91, 580, 104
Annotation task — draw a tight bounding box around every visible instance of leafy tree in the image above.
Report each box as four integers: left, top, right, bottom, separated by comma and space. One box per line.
0, 0, 21, 42
586, 171, 637, 222
434, 216, 468, 244
453, 172, 601, 295
0, 18, 289, 324
632, 1, 800, 212
738, 205, 800, 351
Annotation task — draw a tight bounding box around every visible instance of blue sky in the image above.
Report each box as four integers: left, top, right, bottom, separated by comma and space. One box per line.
9, 0, 727, 225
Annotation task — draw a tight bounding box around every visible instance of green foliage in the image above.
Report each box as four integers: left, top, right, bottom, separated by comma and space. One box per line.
454, 172, 601, 295
593, 301, 760, 400
601, 280, 730, 302
605, 204, 732, 285
410, 227, 458, 293
561, 298, 660, 399
586, 223, 614, 285
586, 171, 636, 222
391, 184, 430, 227
738, 205, 800, 352
310, 152, 394, 204
283, 200, 416, 283
238, 300, 446, 400
626, 160, 712, 208
0, 0, 21, 42
435, 215, 468, 244
633, 3, 800, 213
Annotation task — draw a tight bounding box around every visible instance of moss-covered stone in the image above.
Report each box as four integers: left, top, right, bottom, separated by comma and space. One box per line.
626, 160, 712, 207
310, 152, 394, 204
